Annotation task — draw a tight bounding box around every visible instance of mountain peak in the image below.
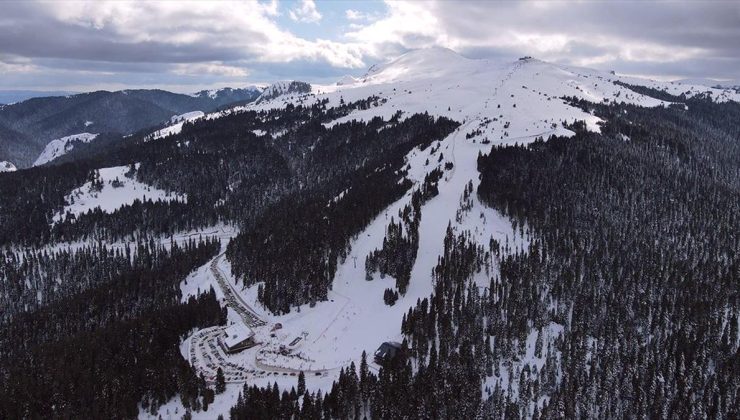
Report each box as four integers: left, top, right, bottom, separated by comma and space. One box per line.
256, 81, 312, 103
363, 47, 471, 83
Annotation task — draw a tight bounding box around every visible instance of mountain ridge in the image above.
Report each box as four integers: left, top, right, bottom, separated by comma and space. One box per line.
0, 87, 262, 167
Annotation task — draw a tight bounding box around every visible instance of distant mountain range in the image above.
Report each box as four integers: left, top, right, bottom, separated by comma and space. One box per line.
674, 78, 740, 89
0, 90, 77, 105
0, 87, 262, 167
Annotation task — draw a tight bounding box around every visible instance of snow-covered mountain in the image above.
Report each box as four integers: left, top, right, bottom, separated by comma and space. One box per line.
256, 81, 312, 103
143, 48, 740, 418
148, 111, 205, 140
335, 75, 359, 86
0, 87, 263, 168
170, 110, 205, 124
250, 47, 738, 143
6, 47, 740, 420
192, 86, 263, 101
33, 132, 98, 166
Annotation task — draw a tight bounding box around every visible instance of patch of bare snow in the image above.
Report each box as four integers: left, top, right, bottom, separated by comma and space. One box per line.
54, 164, 185, 223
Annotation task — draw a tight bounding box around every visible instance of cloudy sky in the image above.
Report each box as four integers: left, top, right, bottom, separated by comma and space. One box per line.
1, 0, 739, 93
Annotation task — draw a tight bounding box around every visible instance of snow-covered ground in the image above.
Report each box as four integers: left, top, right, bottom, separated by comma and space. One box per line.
256, 80, 312, 103
148, 111, 204, 140
33, 132, 98, 166
159, 124, 530, 419
146, 48, 740, 418
0, 161, 16, 173
54, 164, 185, 223
249, 48, 738, 134
170, 110, 205, 124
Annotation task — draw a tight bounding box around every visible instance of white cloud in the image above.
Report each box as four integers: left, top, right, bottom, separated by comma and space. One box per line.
289, 0, 322, 23
342, 0, 725, 76
0, 61, 36, 74
346, 1, 446, 54
345, 8, 382, 23
1, 0, 738, 89
262, 0, 279, 16
172, 62, 249, 77
345, 9, 363, 20
17, 1, 361, 69
0, 56, 37, 74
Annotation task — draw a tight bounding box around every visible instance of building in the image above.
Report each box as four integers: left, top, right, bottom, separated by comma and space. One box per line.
220, 323, 255, 354
374, 341, 402, 364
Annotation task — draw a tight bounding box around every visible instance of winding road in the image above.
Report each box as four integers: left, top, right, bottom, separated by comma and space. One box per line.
210, 253, 265, 329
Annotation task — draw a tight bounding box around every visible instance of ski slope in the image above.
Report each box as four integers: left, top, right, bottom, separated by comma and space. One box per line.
157, 48, 740, 418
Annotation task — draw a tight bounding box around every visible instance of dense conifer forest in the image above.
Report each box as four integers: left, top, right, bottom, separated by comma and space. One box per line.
226, 112, 458, 313
0, 98, 460, 418
222, 91, 739, 419
0, 77, 738, 418
0, 237, 223, 418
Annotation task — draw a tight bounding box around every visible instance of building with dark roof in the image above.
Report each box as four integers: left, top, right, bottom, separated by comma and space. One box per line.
219, 323, 255, 354
374, 341, 402, 364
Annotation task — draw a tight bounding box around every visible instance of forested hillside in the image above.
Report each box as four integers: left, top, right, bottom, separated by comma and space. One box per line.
0, 87, 261, 167
0, 237, 224, 418
1, 47, 738, 419
225, 92, 739, 419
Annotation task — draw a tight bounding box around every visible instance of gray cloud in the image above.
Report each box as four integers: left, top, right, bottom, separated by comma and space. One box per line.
1, 1, 739, 91
0, 2, 258, 64
428, 1, 740, 78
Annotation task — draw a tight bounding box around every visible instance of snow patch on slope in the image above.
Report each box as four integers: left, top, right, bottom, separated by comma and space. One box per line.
256, 81, 311, 103
0, 161, 16, 173
148, 111, 204, 140
54, 165, 185, 223
33, 133, 98, 166
336, 75, 360, 86
171, 111, 204, 124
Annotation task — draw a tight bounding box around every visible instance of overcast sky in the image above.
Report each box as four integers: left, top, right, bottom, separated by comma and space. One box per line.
1, 0, 739, 93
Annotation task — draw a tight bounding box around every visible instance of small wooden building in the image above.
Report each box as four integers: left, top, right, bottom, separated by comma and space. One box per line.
374, 341, 402, 364
220, 323, 255, 354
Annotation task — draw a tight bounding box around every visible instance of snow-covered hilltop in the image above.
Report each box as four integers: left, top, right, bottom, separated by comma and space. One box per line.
0, 161, 16, 173
149, 48, 740, 419
192, 86, 262, 100
33, 132, 98, 167
248, 48, 739, 141
674, 77, 740, 90
54, 164, 185, 224
170, 110, 205, 124
148, 111, 205, 140
256, 80, 312, 103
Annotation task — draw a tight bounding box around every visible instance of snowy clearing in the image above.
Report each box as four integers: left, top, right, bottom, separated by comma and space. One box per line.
54, 164, 185, 223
